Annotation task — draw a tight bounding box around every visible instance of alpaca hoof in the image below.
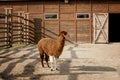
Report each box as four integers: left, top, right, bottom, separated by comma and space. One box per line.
50, 68, 59, 71
56, 68, 59, 71
48, 66, 50, 68
42, 65, 44, 68
51, 69, 53, 71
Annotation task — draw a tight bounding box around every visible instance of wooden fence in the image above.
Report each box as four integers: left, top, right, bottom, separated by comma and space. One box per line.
0, 8, 35, 48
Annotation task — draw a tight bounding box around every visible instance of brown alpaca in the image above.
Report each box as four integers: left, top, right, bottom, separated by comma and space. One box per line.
38, 31, 67, 71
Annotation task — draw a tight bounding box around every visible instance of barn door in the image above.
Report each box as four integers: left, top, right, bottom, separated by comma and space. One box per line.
93, 13, 108, 43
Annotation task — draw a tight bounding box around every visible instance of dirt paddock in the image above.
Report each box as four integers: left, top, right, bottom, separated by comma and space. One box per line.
0, 43, 120, 80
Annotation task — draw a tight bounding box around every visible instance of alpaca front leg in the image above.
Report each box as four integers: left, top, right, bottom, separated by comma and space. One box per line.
49, 56, 54, 71
54, 57, 58, 70
49, 56, 58, 71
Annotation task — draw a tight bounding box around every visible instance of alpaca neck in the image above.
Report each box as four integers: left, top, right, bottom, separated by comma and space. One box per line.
54, 35, 65, 58
56, 35, 65, 53
57, 35, 65, 47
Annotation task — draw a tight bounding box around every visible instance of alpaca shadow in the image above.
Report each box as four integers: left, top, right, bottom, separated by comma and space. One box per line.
59, 60, 117, 80
71, 65, 117, 72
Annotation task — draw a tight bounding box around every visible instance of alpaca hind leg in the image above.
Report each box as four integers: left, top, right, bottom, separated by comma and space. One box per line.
40, 53, 44, 67
45, 54, 50, 68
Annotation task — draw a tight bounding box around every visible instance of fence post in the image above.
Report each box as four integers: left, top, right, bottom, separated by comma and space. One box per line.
4, 8, 13, 47
18, 11, 23, 44
24, 13, 29, 44
22, 12, 26, 44
18, 11, 24, 44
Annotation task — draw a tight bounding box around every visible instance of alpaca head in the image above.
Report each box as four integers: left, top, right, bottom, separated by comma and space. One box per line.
60, 31, 67, 36
58, 31, 67, 41
59, 31, 73, 43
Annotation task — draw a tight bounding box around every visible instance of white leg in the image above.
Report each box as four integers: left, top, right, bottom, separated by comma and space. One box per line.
54, 57, 58, 70
49, 56, 54, 71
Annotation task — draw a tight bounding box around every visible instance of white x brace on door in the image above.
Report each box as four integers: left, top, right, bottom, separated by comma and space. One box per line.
93, 13, 108, 43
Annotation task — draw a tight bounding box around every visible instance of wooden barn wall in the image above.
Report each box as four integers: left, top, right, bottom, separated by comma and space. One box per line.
92, 0, 108, 12
0, 3, 11, 13
44, 1, 59, 39
12, 2, 27, 13
44, 1, 59, 13
76, 0, 91, 43
77, 0, 91, 12
0, 0, 120, 43
60, 0, 75, 42
109, 0, 120, 13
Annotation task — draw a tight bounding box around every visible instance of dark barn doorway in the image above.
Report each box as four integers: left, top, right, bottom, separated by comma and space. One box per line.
109, 13, 120, 42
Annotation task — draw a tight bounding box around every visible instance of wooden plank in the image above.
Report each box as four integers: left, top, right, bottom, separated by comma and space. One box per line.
0, 2, 11, 13
60, 1, 75, 13
77, 20, 90, 43
92, 0, 108, 12
44, 21, 59, 39
60, 13, 74, 20
60, 21, 74, 44
27, 2, 43, 13
44, 1, 59, 13
12, 2, 27, 13
77, 0, 91, 12
109, 0, 120, 13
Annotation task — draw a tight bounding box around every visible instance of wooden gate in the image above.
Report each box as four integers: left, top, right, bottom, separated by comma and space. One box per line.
0, 8, 35, 48
93, 13, 108, 43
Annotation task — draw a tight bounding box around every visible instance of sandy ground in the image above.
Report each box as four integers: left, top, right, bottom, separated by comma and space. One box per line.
0, 43, 120, 80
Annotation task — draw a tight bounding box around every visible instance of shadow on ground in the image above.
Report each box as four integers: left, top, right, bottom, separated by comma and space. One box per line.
0, 45, 117, 80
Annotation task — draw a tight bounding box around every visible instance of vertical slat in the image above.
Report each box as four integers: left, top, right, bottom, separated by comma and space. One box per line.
93, 13, 96, 43
18, 11, 22, 43
90, 0, 93, 43
74, 0, 77, 42
43, 0, 45, 38
58, 0, 60, 33
26, 13, 29, 44
5, 8, 9, 47
4, 8, 13, 47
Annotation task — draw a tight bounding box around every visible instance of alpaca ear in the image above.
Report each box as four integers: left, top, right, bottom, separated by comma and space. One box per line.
64, 31, 67, 35
61, 31, 67, 35
59, 31, 67, 36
